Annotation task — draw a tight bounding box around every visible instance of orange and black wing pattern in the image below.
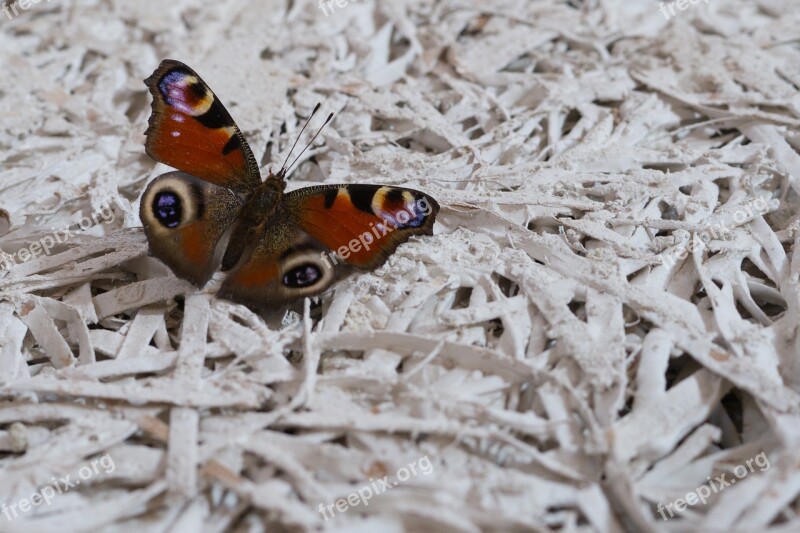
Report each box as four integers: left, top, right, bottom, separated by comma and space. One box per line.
144, 59, 261, 193
285, 184, 439, 269
217, 184, 439, 308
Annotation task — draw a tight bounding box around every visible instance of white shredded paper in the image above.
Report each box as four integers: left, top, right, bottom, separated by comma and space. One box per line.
1, 0, 800, 530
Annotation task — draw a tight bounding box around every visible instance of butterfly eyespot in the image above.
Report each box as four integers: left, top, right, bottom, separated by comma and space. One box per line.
283, 264, 322, 288
189, 82, 206, 99
152, 190, 182, 228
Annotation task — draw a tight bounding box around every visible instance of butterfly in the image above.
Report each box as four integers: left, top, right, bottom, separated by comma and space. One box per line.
139, 59, 439, 308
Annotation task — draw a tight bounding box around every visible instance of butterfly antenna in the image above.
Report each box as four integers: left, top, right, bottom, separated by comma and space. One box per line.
284, 111, 334, 177
279, 102, 321, 175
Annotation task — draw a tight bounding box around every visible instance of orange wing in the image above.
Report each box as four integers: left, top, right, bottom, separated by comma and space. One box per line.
144, 59, 261, 193
285, 184, 439, 268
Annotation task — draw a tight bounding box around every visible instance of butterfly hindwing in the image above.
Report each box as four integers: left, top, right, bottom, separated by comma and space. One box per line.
217, 220, 338, 308
144, 59, 261, 193
285, 184, 440, 268
140, 171, 243, 286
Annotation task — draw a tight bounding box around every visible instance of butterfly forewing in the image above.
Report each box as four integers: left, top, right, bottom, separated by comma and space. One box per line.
144, 59, 261, 193
285, 184, 440, 268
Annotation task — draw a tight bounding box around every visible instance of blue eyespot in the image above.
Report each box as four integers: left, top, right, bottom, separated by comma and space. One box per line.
152, 191, 182, 228
283, 264, 321, 288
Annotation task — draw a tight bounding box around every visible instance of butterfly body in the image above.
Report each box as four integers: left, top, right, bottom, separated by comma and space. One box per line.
219, 174, 286, 271
140, 60, 439, 308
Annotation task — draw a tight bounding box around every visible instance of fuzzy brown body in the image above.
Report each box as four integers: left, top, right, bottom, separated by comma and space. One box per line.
220, 176, 285, 271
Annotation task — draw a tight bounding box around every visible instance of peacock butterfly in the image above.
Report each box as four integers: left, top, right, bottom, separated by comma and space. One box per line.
139, 59, 439, 308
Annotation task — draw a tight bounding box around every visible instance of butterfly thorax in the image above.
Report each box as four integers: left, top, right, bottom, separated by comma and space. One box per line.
240, 176, 284, 226
220, 177, 285, 270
